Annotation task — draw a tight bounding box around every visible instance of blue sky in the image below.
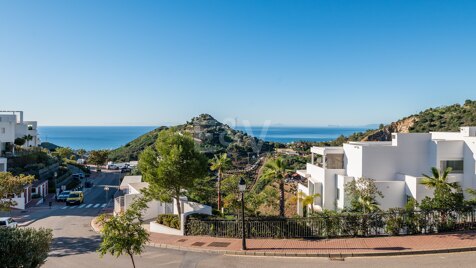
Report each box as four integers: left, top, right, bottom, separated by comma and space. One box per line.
1, 0, 475, 126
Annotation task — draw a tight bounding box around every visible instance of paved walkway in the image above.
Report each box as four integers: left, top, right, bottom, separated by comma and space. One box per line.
91, 218, 476, 257
147, 231, 476, 257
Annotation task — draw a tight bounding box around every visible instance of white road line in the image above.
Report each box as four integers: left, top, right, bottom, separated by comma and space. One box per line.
61, 206, 68, 210
86, 204, 93, 208
78, 204, 86, 208
93, 204, 100, 208
69, 205, 77, 209
101, 203, 107, 208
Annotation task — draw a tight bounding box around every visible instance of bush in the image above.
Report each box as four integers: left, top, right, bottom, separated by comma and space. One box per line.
157, 214, 180, 230
0, 227, 53, 268
385, 208, 405, 235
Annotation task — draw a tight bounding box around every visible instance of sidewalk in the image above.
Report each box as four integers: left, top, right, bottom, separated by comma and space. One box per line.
90, 218, 476, 257
147, 231, 476, 257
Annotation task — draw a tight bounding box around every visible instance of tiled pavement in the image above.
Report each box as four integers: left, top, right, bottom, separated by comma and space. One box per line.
147, 231, 476, 257
90, 218, 476, 257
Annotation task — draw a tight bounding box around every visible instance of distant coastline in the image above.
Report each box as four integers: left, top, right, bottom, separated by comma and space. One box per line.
38, 125, 370, 150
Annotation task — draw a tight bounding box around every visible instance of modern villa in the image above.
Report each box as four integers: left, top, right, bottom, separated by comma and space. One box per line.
296, 126, 476, 215
1, 111, 43, 210
0, 110, 40, 156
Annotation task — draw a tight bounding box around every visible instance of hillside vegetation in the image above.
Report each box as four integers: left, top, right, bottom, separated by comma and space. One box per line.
108, 114, 276, 164
290, 100, 476, 152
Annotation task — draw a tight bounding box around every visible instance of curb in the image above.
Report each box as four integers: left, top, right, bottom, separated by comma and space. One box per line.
145, 242, 476, 258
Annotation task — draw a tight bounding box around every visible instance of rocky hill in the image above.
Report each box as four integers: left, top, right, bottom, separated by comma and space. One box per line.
316, 99, 476, 146
108, 114, 276, 164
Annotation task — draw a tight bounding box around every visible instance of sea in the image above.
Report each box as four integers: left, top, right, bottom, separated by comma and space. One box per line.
38, 126, 373, 151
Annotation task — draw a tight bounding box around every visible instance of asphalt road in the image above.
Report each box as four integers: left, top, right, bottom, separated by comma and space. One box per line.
15, 171, 476, 268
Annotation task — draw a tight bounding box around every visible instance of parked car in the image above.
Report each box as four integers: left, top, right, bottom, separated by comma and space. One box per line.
0, 217, 18, 228
121, 166, 132, 173
56, 190, 71, 202
72, 173, 84, 180
66, 191, 84, 206
107, 164, 119, 170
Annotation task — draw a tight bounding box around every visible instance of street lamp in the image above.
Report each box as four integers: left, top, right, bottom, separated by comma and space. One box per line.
54, 172, 58, 196
238, 177, 247, 250
104, 186, 110, 203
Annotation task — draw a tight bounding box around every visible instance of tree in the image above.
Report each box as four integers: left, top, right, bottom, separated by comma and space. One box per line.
138, 129, 208, 217
345, 177, 384, 213
54, 147, 74, 159
23, 134, 33, 147
0, 227, 53, 268
420, 167, 464, 211
97, 199, 149, 268
261, 157, 292, 217
0, 172, 35, 211
210, 153, 231, 212
420, 167, 459, 192
88, 150, 110, 169
77, 148, 87, 160
14, 137, 26, 147
294, 191, 321, 216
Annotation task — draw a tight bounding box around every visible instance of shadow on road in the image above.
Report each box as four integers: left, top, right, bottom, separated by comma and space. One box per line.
50, 235, 102, 257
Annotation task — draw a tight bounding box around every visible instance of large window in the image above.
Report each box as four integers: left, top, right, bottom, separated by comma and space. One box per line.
326, 154, 344, 169
440, 160, 464, 173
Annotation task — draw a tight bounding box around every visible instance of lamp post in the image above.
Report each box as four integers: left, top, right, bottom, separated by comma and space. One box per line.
238, 177, 247, 250
54, 172, 59, 196
104, 186, 110, 203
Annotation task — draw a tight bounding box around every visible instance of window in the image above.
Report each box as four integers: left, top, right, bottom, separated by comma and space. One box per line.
336, 188, 340, 200
326, 154, 344, 169
1, 128, 5, 134
441, 160, 464, 173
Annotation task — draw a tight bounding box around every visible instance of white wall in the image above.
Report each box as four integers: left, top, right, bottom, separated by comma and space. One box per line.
374, 181, 406, 210
0, 115, 16, 144
343, 144, 363, 178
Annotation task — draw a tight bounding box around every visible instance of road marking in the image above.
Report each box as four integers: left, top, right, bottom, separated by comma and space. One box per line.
61, 206, 68, 209
86, 204, 93, 208
69, 205, 77, 209
78, 204, 86, 208
93, 204, 100, 208
101, 203, 107, 208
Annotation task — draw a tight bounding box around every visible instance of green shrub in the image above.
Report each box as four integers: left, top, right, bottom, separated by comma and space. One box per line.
0, 227, 53, 268
385, 208, 405, 235
157, 214, 180, 229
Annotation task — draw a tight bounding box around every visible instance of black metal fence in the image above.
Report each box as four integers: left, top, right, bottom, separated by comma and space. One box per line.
185, 210, 476, 238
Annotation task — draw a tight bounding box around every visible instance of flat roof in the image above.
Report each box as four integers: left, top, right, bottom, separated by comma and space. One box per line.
311, 146, 344, 154
347, 141, 393, 146
129, 182, 149, 192
120, 175, 142, 190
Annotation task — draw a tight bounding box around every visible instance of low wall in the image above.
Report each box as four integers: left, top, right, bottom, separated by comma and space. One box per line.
150, 221, 183, 236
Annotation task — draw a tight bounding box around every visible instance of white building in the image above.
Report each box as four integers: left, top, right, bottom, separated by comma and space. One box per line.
115, 175, 212, 221
297, 126, 476, 214
0, 111, 40, 156
0, 157, 37, 210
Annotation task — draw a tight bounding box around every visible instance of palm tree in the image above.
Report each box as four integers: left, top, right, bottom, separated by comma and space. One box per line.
210, 153, 231, 212
23, 135, 33, 147
358, 195, 380, 213
261, 157, 292, 217
77, 149, 86, 161
295, 191, 320, 216
421, 167, 458, 191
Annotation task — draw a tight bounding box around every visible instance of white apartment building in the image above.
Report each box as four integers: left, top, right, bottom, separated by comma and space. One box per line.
0, 111, 40, 156
296, 126, 476, 215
